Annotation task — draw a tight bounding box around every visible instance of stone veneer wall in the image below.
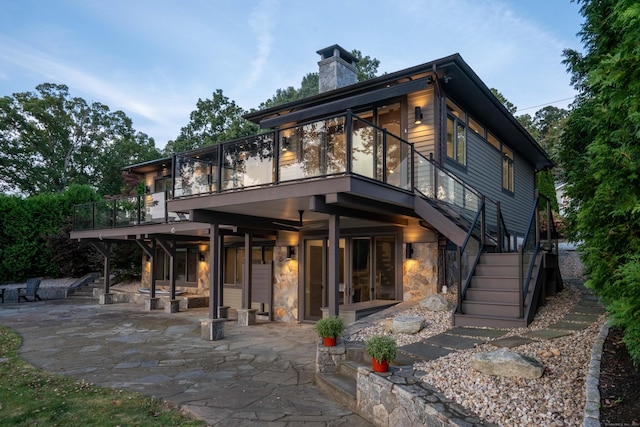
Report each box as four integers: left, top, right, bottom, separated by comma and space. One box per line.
140, 252, 210, 297
402, 242, 439, 301
272, 246, 299, 322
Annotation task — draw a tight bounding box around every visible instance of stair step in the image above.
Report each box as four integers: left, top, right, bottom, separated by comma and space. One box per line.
315, 372, 357, 411
470, 276, 519, 289
474, 265, 519, 277
465, 289, 520, 303
478, 253, 519, 264
453, 313, 527, 328
461, 301, 522, 317
338, 360, 366, 380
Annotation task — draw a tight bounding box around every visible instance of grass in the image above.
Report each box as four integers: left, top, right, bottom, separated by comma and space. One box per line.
0, 326, 206, 426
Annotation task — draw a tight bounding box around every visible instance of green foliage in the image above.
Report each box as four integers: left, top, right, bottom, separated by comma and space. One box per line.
0, 185, 100, 282
365, 335, 397, 363
559, 0, 640, 363
314, 316, 345, 339
0, 326, 205, 426
536, 170, 559, 212
164, 89, 259, 154
0, 83, 158, 196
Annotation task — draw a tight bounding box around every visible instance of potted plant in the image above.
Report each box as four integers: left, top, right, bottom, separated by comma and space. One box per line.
314, 316, 345, 347
365, 335, 397, 372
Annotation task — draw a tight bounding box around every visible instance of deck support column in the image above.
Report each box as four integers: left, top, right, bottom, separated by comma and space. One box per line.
91, 242, 113, 304
202, 223, 224, 340
327, 214, 340, 317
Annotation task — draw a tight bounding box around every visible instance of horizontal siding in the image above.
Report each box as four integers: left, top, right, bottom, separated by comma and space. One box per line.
447, 131, 535, 237
407, 88, 435, 158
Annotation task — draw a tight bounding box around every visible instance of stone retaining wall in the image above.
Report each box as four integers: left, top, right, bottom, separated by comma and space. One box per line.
316, 342, 493, 427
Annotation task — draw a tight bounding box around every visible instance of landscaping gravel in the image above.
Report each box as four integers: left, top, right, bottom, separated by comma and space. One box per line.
346, 249, 601, 426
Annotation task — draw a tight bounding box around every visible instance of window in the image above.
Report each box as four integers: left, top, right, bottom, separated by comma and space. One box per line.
446, 100, 467, 166
502, 145, 514, 192
224, 244, 274, 287
468, 117, 485, 138
154, 247, 198, 285
487, 132, 501, 151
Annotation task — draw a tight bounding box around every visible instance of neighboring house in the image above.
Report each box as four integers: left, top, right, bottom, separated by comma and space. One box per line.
70, 45, 561, 335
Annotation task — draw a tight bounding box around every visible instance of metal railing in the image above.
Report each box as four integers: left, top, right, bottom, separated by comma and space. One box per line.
518, 189, 557, 317
72, 109, 513, 244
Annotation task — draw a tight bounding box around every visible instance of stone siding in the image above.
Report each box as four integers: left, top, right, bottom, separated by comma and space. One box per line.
273, 246, 299, 322
403, 242, 439, 301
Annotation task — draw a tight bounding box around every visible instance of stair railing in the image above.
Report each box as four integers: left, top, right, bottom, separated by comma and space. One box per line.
456, 199, 485, 314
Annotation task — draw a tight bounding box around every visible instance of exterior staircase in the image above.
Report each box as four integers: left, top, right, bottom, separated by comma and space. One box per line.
66, 274, 102, 300
453, 252, 543, 328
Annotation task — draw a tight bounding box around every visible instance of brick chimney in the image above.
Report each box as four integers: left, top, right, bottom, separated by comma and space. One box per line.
317, 45, 358, 93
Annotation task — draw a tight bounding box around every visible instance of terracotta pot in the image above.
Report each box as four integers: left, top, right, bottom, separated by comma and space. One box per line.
323, 337, 337, 347
372, 358, 389, 372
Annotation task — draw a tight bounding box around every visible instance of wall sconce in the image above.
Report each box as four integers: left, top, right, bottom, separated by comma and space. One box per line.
145, 254, 151, 262
281, 136, 290, 152
414, 106, 423, 125
199, 252, 205, 262
405, 243, 414, 259
286, 246, 295, 259
144, 185, 151, 193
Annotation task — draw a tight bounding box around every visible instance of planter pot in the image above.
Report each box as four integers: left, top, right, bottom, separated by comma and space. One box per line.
372, 358, 389, 372
323, 337, 337, 347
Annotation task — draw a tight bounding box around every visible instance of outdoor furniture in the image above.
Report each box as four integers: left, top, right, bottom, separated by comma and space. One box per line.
18, 278, 42, 302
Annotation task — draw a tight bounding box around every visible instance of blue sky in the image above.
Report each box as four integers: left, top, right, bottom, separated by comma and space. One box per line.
0, 0, 584, 149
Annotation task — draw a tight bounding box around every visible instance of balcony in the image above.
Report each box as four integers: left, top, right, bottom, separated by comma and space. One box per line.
72, 110, 503, 249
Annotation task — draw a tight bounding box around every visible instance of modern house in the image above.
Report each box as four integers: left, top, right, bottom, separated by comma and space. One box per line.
70, 45, 561, 338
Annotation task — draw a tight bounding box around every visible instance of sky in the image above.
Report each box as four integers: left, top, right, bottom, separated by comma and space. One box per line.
0, 0, 585, 150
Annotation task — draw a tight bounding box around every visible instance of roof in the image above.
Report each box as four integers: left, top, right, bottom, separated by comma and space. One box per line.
243, 53, 552, 170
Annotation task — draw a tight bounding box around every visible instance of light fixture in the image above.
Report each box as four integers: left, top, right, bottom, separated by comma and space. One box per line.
286, 246, 295, 259
145, 254, 151, 262
281, 136, 290, 152
405, 243, 414, 259
414, 106, 423, 125
199, 252, 205, 262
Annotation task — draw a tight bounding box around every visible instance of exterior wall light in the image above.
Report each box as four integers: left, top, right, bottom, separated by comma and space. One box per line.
405, 242, 414, 259
414, 106, 423, 125
199, 252, 205, 262
286, 246, 295, 258
281, 136, 290, 152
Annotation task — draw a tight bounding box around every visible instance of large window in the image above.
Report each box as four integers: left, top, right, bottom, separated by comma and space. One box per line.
224, 244, 274, 287
446, 100, 466, 166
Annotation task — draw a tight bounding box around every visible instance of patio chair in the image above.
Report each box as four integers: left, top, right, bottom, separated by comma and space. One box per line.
18, 278, 42, 302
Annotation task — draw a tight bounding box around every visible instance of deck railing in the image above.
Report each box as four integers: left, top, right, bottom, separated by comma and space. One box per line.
73, 109, 506, 241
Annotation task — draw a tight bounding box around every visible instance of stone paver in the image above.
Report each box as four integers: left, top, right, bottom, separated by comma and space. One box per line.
0, 300, 371, 426
524, 329, 574, 340
399, 342, 454, 361
489, 336, 535, 348
448, 327, 509, 339
425, 332, 485, 349
563, 313, 601, 323
548, 321, 591, 331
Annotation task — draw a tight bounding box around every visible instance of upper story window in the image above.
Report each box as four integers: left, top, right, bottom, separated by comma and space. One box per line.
502, 145, 514, 193
446, 99, 466, 166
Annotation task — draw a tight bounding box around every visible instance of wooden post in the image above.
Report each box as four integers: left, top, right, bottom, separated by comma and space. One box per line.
328, 214, 340, 317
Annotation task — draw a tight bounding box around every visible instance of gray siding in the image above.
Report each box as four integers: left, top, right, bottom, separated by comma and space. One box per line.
407, 88, 435, 158
446, 130, 535, 237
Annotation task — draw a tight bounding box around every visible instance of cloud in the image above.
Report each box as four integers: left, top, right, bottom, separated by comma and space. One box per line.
245, 0, 278, 87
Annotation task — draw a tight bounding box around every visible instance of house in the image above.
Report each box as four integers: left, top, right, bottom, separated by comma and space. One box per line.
70, 45, 561, 339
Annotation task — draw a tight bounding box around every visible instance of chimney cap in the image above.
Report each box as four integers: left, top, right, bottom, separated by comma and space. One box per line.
316, 44, 358, 65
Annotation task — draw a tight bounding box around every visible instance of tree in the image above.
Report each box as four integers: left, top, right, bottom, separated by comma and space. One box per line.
0, 84, 155, 196
164, 89, 259, 154
559, 0, 640, 363
351, 49, 381, 81
490, 88, 517, 115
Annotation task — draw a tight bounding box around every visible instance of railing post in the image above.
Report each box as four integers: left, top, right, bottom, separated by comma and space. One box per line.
546, 197, 552, 252
274, 130, 281, 184
534, 189, 540, 246
456, 246, 462, 314
410, 143, 415, 192
346, 110, 353, 174
216, 144, 223, 193
172, 153, 177, 197
430, 152, 437, 197
112, 199, 116, 228
480, 196, 486, 246
137, 195, 142, 225
91, 203, 95, 230
518, 244, 524, 318
381, 129, 387, 183
496, 201, 502, 253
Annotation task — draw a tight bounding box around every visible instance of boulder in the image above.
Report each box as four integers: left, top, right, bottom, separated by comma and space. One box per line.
471, 348, 544, 379
392, 315, 425, 334
419, 294, 450, 312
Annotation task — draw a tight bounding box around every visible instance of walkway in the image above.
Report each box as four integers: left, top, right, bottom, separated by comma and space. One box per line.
0, 299, 372, 426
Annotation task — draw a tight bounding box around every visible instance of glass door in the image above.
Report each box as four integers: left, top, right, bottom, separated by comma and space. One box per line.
304, 238, 345, 321
349, 236, 397, 303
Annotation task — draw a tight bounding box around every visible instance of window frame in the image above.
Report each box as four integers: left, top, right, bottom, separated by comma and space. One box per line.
445, 99, 467, 167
